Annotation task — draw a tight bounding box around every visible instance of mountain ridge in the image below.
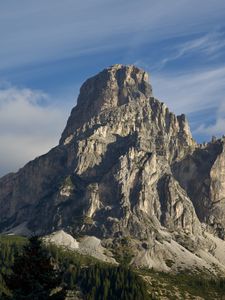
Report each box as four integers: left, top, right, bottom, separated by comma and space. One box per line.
0, 64, 225, 274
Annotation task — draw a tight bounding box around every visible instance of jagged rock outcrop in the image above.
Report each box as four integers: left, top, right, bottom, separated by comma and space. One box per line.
173, 138, 225, 239
60, 65, 152, 143
0, 64, 225, 273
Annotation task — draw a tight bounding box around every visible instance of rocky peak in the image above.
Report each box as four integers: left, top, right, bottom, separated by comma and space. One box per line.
1, 65, 225, 274
60, 64, 152, 144
78, 64, 152, 108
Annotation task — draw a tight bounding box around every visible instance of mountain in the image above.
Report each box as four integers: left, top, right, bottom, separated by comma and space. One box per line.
1, 64, 225, 273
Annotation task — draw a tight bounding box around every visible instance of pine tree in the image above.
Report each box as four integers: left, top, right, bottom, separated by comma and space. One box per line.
5, 236, 65, 300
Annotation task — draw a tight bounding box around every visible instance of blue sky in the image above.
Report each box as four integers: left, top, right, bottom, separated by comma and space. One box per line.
0, 0, 225, 176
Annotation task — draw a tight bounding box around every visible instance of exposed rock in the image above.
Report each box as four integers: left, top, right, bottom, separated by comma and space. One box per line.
44, 230, 79, 249
172, 138, 225, 238
0, 64, 225, 273
44, 230, 116, 264
158, 174, 201, 235
60, 64, 152, 144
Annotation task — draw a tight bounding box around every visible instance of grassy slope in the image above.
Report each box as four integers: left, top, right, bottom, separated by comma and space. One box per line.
140, 268, 225, 299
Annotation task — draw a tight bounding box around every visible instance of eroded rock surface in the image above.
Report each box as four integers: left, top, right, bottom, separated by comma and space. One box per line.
0, 64, 225, 273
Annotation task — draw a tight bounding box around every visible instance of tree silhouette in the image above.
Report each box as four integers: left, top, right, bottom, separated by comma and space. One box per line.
5, 236, 65, 300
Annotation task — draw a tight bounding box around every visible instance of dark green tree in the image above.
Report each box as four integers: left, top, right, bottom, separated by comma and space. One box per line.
5, 236, 65, 300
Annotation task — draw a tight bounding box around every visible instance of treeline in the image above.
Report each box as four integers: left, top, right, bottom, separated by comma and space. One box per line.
49, 243, 150, 299
65, 263, 148, 300
0, 235, 26, 298
0, 235, 26, 271
1, 235, 225, 300
0, 236, 150, 299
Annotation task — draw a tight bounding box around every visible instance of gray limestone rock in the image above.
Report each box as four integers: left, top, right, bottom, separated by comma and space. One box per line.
0, 64, 225, 273
173, 138, 225, 238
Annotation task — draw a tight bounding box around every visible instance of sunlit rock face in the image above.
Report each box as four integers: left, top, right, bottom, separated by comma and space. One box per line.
0, 64, 225, 272
60, 64, 152, 144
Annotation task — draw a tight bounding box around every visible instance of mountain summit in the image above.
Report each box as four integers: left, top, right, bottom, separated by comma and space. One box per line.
1, 65, 225, 273
61, 64, 152, 143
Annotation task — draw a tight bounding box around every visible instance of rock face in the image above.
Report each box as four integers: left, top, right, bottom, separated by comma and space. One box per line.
173, 139, 225, 239
0, 64, 225, 273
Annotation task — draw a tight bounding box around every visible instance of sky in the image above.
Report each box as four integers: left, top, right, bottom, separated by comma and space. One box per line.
0, 0, 225, 176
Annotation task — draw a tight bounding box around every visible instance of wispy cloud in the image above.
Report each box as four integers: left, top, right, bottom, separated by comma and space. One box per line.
159, 31, 225, 69
151, 66, 225, 141
194, 102, 225, 138
152, 66, 225, 113
0, 0, 225, 71
0, 85, 70, 176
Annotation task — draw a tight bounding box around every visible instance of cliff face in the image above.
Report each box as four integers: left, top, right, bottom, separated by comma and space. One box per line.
173, 139, 225, 238
1, 64, 225, 273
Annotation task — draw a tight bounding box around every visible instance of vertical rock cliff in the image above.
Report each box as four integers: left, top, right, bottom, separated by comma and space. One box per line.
0, 64, 225, 273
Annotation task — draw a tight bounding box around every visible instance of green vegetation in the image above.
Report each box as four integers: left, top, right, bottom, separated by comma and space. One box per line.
1, 234, 225, 299
63, 176, 74, 188
48, 243, 149, 299
79, 265, 148, 300
4, 236, 65, 300
0, 235, 150, 299
140, 268, 225, 299
0, 235, 27, 298
110, 237, 135, 266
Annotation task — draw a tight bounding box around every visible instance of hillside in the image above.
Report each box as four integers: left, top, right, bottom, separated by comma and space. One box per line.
1, 235, 225, 299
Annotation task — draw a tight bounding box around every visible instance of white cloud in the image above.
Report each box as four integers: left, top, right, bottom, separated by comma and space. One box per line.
194, 102, 225, 138
0, 85, 70, 176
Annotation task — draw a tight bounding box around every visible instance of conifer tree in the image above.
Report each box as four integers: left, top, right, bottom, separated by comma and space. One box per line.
5, 236, 65, 300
